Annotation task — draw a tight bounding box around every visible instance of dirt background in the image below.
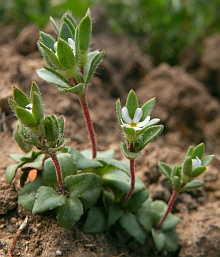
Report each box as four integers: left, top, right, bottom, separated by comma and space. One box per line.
1, 7, 220, 257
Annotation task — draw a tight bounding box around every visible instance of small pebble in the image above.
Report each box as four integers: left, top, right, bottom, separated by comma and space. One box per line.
56, 250, 62, 256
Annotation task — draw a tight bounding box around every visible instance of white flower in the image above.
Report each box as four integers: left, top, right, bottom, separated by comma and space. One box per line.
192, 156, 202, 170
25, 103, 33, 114
121, 107, 150, 131
54, 38, 76, 55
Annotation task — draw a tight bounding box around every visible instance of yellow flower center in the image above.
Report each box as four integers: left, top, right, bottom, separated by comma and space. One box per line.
129, 121, 138, 127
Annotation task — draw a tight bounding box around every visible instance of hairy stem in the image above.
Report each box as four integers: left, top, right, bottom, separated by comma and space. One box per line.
123, 159, 135, 204
79, 92, 97, 159
50, 153, 65, 191
156, 190, 179, 229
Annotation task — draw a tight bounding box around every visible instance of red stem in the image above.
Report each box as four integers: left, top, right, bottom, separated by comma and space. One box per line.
79, 93, 97, 159
123, 159, 135, 204
156, 190, 179, 229
50, 153, 65, 191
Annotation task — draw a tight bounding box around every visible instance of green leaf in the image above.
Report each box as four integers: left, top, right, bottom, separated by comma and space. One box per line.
192, 143, 204, 159
186, 146, 194, 157
8, 98, 17, 113
135, 125, 164, 151
120, 213, 146, 244
57, 38, 76, 73
21, 153, 45, 171
68, 146, 102, 170
161, 214, 180, 231
151, 200, 167, 214
74, 27, 80, 63
63, 13, 77, 34
202, 155, 214, 166
182, 156, 192, 176
78, 14, 92, 53
123, 189, 149, 212
5, 164, 20, 184
158, 162, 172, 179
59, 22, 74, 42
181, 180, 204, 191
18, 175, 44, 212
64, 173, 102, 210
120, 142, 141, 160
84, 51, 104, 84
37, 41, 62, 70
125, 90, 139, 119
137, 199, 155, 232
151, 228, 166, 251
172, 176, 181, 189
13, 87, 30, 108
116, 99, 122, 125
108, 204, 123, 227
39, 31, 56, 51
191, 166, 206, 178
32, 186, 66, 213
50, 16, 59, 34
123, 126, 136, 137
163, 229, 179, 252
82, 206, 107, 233
32, 91, 44, 124
102, 169, 145, 195
43, 153, 77, 186
95, 157, 130, 176
10, 153, 26, 162
13, 128, 33, 153
172, 164, 182, 178
37, 68, 71, 88
141, 97, 155, 121
58, 83, 86, 96
81, 149, 114, 159
15, 107, 37, 126
56, 198, 83, 229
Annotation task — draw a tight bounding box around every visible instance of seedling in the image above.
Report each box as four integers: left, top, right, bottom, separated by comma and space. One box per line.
5, 10, 214, 254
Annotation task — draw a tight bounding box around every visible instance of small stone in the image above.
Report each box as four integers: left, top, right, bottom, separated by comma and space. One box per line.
56, 250, 62, 256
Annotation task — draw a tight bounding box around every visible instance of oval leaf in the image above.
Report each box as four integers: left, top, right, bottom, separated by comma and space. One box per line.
82, 206, 107, 233
56, 198, 83, 229
32, 186, 66, 213
64, 173, 102, 210
181, 180, 204, 191
43, 153, 77, 186
120, 213, 146, 245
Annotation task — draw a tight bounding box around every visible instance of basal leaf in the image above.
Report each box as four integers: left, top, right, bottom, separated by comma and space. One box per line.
82, 206, 107, 233
56, 198, 83, 229
64, 173, 102, 210
43, 153, 77, 186
120, 213, 146, 244
32, 186, 66, 213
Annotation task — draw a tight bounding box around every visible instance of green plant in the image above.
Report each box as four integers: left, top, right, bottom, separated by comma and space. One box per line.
5, 9, 214, 253
93, 0, 220, 65
0, 0, 92, 29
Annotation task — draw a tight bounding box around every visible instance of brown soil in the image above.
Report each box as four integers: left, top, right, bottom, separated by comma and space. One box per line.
1, 7, 220, 257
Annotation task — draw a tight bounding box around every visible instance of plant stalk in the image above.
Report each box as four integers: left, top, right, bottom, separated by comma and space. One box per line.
50, 153, 65, 192
123, 159, 135, 204
156, 190, 179, 229
79, 92, 97, 159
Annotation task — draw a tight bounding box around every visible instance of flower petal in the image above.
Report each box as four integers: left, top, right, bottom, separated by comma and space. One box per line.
68, 38, 76, 55
133, 108, 142, 122
25, 103, 33, 114
122, 107, 132, 123
192, 156, 202, 170
54, 42, 57, 52
137, 116, 151, 128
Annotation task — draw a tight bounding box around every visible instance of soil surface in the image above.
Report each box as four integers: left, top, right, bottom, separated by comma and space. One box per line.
1, 7, 220, 257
